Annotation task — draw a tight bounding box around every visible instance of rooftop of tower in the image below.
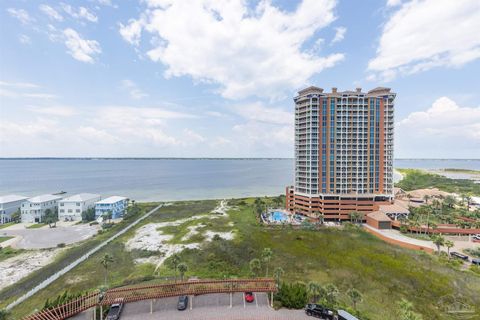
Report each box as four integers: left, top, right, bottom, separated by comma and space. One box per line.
295, 86, 395, 99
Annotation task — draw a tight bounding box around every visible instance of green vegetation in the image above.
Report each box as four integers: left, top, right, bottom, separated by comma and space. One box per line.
0, 203, 158, 312
442, 168, 480, 174
464, 247, 480, 258
0, 236, 13, 243
26, 223, 46, 229
0, 247, 25, 262
5, 198, 480, 319
396, 169, 480, 195
0, 222, 15, 230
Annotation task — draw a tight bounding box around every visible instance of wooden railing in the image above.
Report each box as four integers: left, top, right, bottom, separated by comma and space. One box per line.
23, 291, 100, 320
22, 278, 277, 320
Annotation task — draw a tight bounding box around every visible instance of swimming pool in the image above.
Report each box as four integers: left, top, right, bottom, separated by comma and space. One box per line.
270, 211, 289, 222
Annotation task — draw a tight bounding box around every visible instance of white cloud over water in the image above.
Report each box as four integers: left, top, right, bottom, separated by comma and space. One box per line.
368, 0, 480, 81
396, 97, 480, 158
119, 0, 344, 100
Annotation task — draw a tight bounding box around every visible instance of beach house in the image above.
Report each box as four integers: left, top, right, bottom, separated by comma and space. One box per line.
95, 196, 128, 220
0, 194, 29, 224
59, 193, 102, 221
21, 194, 63, 223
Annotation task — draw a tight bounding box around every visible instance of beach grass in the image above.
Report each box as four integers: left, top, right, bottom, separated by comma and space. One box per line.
5, 198, 480, 319
395, 169, 480, 195
0, 247, 25, 262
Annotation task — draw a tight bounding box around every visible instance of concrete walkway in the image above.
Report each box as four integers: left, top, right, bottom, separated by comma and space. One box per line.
364, 224, 436, 252
364, 224, 480, 258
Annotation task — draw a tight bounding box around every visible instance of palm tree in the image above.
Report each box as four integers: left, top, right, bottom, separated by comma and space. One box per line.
397, 298, 423, 320
443, 195, 456, 209
273, 267, 284, 286
100, 253, 114, 287
431, 234, 444, 254
178, 262, 188, 281
324, 283, 339, 307
347, 288, 362, 310
171, 254, 181, 282
249, 258, 261, 278
444, 240, 454, 258
261, 248, 273, 277
0, 309, 11, 320
423, 195, 430, 205
307, 281, 321, 303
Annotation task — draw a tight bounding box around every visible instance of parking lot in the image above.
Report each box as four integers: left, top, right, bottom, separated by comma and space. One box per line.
74, 293, 311, 320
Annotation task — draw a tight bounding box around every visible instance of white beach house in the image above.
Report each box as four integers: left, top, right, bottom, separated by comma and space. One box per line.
95, 196, 128, 220
58, 193, 102, 221
21, 194, 63, 223
0, 194, 29, 224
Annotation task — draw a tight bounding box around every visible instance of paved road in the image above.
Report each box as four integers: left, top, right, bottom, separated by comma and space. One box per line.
73, 293, 311, 320
2, 224, 98, 249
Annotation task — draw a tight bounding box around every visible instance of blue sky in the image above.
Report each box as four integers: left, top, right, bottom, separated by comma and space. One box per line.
1, 0, 479, 158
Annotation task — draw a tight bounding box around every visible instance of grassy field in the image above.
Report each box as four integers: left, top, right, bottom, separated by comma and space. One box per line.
0, 236, 13, 243
4, 198, 480, 319
396, 169, 480, 195
0, 222, 15, 229
0, 247, 25, 262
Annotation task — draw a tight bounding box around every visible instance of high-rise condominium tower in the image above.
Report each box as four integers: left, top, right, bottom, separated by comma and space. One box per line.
286, 86, 395, 220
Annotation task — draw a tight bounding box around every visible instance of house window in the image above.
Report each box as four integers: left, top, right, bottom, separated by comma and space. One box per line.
76, 203, 80, 206
76, 209, 80, 213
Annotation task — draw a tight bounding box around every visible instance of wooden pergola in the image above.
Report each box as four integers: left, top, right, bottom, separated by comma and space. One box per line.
22, 278, 277, 320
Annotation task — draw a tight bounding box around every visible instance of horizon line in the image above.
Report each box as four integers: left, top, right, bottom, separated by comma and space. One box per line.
0, 157, 479, 161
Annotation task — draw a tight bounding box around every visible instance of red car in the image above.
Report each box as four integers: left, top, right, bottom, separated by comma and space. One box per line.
245, 292, 255, 303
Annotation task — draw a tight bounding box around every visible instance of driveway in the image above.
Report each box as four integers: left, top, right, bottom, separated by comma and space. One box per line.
1, 223, 98, 249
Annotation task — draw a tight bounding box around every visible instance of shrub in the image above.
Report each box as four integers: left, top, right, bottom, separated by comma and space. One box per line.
57, 243, 66, 248
275, 282, 308, 309
89, 221, 99, 226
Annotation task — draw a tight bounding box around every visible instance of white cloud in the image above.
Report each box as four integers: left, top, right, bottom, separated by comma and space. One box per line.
331, 27, 346, 44
39, 4, 64, 21
23, 93, 57, 99
119, 0, 344, 100
233, 103, 292, 125
368, 0, 480, 80
205, 111, 226, 118
77, 126, 119, 144
232, 121, 293, 148
0, 81, 39, 89
121, 80, 148, 99
28, 106, 76, 117
63, 28, 101, 63
397, 97, 480, 158
7, 8, 34, 25
19, 34, 31, 45
119, 18, 144, 46
183, 129, 205, 144
61, 4, 98, 23
386, 0, 403, 6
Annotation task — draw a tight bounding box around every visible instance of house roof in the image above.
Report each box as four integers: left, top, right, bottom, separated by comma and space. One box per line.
0, 194, 29, 204
96, 196, 127, 204
27, 194, 63, 203
379, 204, 410, 214
60, 193, 101, 202
367, 211, 392, 222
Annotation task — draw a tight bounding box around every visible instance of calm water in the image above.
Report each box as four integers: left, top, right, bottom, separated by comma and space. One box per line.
0, 159, 478, 201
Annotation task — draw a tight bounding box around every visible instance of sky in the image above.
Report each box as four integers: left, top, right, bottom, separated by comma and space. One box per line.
0, 0, 479, 158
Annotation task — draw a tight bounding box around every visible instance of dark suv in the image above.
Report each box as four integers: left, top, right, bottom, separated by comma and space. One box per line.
177, 295, 189, 310
305, 304, 335, 319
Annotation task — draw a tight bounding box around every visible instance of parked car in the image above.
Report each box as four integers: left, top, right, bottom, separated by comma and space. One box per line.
450, 252, 469, 261
305, 304, 335, 319
472, 258, 480, 265
106, 302, 124, 320
177, 295, 189, 310
245, 292, 255, 303
472, 235, 480, 242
